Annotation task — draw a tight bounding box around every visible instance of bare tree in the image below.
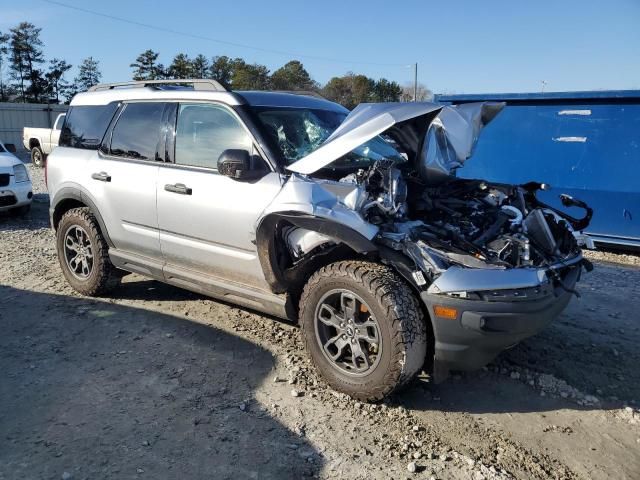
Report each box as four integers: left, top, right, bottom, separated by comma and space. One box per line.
400, 83, 433, 102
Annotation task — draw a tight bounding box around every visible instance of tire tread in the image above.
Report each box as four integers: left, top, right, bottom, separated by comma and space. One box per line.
299, 260, 427, 402
56, 207, 119, 296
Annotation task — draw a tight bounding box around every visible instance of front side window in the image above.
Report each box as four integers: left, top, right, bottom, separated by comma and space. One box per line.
175, 103, 252, 169
110, 102, 165, 160
59, 104, 118, 150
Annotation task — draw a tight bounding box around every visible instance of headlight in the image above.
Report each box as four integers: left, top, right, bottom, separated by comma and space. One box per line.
13, 164, 29, 183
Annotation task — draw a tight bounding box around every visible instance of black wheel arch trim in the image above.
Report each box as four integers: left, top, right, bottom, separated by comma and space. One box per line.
50, 186, 114, 247
256, 212, 378, 293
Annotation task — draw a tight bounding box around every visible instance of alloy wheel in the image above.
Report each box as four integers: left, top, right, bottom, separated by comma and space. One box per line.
63, 225, 94, 280
314, 289, 382, 376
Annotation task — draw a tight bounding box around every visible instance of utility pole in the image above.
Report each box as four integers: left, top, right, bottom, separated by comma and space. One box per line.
413, 63, 418, 102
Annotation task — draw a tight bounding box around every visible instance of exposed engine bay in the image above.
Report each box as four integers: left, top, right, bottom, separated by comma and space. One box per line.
262, 101, 593, 295
343, 161, 591, 277
279, 159, 593, 289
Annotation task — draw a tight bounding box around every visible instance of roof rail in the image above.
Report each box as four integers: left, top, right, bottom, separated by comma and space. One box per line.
88, 79, 227, 92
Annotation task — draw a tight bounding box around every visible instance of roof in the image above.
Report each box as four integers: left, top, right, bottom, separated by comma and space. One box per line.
436, 90, 640, 104
237, 91, 347, 112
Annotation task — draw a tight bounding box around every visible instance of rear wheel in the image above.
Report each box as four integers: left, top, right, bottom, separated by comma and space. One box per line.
56, 207, 120, 296
31, 146, 45, 168
299, 260, 427, 401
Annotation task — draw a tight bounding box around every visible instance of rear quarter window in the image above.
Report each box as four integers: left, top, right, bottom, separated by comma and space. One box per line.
59, 103, 118, 150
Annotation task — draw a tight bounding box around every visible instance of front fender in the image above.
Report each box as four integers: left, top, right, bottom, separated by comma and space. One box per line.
256, 174, 380, 292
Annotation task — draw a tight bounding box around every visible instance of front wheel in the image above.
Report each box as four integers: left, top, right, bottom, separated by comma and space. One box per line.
31, 146, 45, 168
299, 261, 427, 402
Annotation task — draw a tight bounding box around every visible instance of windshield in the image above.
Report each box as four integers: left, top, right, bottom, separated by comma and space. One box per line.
252, 106, 406, 168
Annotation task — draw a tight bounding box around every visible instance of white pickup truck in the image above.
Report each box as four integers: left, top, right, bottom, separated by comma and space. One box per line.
23, 112, 66, 167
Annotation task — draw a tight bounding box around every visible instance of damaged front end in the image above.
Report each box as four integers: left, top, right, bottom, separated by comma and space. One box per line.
258, 100, 593, 376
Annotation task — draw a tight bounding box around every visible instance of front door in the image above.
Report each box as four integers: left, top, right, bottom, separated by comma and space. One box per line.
157, 102, 282, 289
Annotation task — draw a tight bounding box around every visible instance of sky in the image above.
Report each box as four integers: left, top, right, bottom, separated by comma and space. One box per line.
1, 0, 640, 94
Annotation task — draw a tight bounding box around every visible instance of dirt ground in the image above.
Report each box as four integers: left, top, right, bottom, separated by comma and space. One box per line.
1, 165, 639, 480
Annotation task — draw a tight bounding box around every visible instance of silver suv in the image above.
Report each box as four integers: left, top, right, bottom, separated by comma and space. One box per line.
47, 79, 593, 401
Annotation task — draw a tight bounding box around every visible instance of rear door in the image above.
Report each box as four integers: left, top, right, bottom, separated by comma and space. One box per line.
157, 102, 282, 289
87, 101, 166, 261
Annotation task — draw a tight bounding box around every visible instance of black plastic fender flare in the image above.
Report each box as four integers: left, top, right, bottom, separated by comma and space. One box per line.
50, 186, 114, 247
255, 212, 378, 293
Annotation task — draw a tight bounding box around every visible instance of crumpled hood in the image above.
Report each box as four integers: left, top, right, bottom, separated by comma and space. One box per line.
286, 101, 505, 181
287, 102, 442, 175
420, 102, 504, 183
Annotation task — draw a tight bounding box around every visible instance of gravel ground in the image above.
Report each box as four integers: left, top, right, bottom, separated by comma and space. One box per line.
1, 165, 639, 480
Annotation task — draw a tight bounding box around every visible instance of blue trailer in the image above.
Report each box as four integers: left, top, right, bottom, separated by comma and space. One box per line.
435, 90, 640, 249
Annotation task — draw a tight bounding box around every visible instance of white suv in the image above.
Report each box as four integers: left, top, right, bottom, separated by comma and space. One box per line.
46, 79, 593, 401
0, 141, 32, 215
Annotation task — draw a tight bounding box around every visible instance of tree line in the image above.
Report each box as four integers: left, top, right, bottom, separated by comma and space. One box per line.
0, 21, 431, 108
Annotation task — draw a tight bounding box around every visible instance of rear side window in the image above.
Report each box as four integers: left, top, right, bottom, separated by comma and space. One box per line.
59, 104, 118, 150
109, 102, 165, 161
175, 103, 252, 169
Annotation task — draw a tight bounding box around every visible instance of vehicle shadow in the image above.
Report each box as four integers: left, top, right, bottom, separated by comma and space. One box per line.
0, 285, 321, 479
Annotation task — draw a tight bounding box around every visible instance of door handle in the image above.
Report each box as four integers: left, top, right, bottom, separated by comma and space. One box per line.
164, 183, 192, 195
91, 171, 111, 182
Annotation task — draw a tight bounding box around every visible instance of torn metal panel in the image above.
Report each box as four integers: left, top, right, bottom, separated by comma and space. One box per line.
419, 102, 505, 183
261, 173, 378, 240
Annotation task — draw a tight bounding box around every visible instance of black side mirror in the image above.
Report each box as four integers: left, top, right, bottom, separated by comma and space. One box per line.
217, 149, 266, 181
4, 143, 17, 153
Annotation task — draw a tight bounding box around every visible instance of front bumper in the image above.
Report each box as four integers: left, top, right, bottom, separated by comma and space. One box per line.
0, 181, 33, 211
421, 259, 582, 378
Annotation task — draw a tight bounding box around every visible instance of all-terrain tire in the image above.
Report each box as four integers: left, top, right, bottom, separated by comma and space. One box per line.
299, 260, 427, 402
56, 207, 120, 296
31, 146, 45, 168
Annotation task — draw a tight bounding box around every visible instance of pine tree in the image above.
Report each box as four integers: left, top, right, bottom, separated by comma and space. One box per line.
130, 49, 161, 80
74, 56, 102, 92
270, 60, 317, 91
0, 31, 10, 101
167, 53, 193, 79
45, 58, 72, 103
191, 54, 209, 78
9, 22, 45, 102
209, 56, 236, 88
